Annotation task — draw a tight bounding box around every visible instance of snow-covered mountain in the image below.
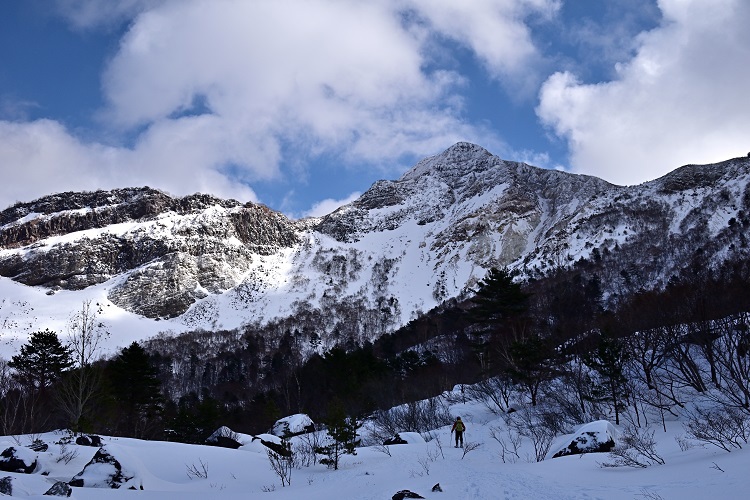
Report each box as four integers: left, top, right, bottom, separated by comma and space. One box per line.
1, 142, 748, 356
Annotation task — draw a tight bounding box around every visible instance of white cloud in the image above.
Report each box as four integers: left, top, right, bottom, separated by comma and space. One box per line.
404, 0, 560, 91
98, 0, 520, 173
1, 0, 557, 211
0, 119, 257, 209
537, 0, 750, 185
303, 191, 362, 218
52, 0, 168, 30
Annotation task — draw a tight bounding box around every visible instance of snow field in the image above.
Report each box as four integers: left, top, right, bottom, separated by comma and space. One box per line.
2, 386, 750, 499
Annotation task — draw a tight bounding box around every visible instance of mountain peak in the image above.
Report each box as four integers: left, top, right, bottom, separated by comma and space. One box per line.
399, 142, 497, 183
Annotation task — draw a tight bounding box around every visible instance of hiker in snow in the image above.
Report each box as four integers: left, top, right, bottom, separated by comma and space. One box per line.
451, 417, 465, 448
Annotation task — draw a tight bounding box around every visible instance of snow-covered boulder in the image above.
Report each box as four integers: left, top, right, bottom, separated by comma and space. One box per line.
75, 435, 102, 447
550, 420, 617, 459
395, 432, 425, 444
239, 433, 282, 454
271, 414, 315, 437
383, 434, 408, 445
69, 446, 142, 489
206, 426, 243, 449
0, 446, 38, 473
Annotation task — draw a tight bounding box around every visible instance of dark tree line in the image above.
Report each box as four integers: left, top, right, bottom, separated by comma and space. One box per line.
2, 256, 749, 446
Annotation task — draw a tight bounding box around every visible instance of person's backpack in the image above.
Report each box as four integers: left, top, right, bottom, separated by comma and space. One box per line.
455, 421, 464, 432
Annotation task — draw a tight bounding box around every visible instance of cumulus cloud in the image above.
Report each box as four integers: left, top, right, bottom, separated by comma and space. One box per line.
98, 0, 535, 170
52, 0, 168, 30
0, 119, 258, 208
0, 0, 557, 211
303, 191, 363, 218
537, 0, 750, 185
403, 0, 560, 93
0, 0, 559, 213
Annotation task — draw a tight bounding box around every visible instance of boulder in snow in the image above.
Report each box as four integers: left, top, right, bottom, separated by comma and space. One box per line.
393, 490, 425, 499
70, 446, 142, 489
383, 434, 408, 446
551, 420, 617, 459
0, 476, 12, 495
206, 426, 243, 449
0, 446, 37, 473
394, 432, 425, 444
45, 481, 73, 497
271, 414, 315, 437
75, 435, 102, 447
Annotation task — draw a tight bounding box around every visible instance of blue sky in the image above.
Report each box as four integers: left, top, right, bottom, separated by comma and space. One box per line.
1, 0, 748, 218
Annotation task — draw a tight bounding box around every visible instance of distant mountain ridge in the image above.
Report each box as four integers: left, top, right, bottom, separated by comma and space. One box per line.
0, 143, 748, 353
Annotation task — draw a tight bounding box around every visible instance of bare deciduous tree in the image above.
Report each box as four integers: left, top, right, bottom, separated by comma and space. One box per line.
56, 300, 109, 433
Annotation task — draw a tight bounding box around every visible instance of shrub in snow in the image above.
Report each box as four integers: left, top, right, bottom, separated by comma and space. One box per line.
266, 438, 293, 487
683, 406, 750, 452
0, 446, 38, 473
551, 420, 616, 459
504, 406, 557, 462
29, 439, 49, 452
602, 424, 665, 468
372, 397, 453, 439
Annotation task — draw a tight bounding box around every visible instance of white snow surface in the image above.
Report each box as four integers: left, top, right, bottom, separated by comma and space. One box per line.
1, 389, 749, 499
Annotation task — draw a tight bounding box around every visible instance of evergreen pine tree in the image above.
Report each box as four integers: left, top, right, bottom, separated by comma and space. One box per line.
315, 401, 360, 470
584, 331, 630, 425
469, 267, 531, 373
9, 329, 73, 392
470, 267, 530, 325
108, 342, 164, 438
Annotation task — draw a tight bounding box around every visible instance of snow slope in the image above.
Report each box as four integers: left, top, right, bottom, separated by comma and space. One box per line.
2, 387, 749, 499
1, 144, 749, 362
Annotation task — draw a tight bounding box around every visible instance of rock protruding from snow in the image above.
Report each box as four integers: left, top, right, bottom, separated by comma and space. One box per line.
75, 435, 102, 447
271, 414, 315, 437
0, 476, 12, 495
206, 426, 243, 449
70, 447, 141, 489
550, 420, 617, 459
45, 481, 73, 497
383, 434, 408, 446
392, 490, 425, 499
0, 446, 37, 473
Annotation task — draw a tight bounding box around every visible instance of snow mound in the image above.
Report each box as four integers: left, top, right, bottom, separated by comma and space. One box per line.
549, 420, 617, 459
271, 414, 315, 437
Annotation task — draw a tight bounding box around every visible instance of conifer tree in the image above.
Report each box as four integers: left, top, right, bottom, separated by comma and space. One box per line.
108, 342, 164, 438
315, 401, 360, 470
470, 267, 530, 325
469, 267, 532, 373
9, 329, 73, 392
584, 331, 630, 425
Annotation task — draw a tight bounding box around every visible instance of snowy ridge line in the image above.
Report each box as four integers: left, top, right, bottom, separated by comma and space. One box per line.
0, 143, 748, 359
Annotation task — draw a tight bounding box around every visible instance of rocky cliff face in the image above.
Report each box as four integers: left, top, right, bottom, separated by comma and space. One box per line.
0, 143, 748, 346
0, 188, 299, 318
